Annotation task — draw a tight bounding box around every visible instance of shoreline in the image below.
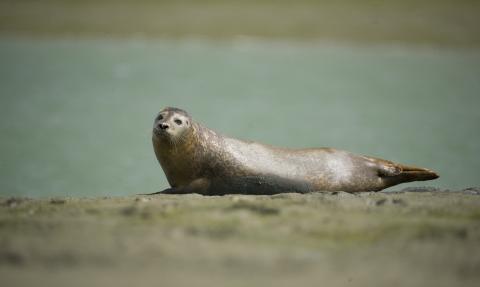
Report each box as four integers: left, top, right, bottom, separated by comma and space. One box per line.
1, 0, 479, 48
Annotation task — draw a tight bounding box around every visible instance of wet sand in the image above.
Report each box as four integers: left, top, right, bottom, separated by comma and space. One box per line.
1, 188, 479, 287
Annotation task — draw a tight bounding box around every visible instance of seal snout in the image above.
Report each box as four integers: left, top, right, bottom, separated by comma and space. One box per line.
158, 123, 169, 130
153, 123, 170, 137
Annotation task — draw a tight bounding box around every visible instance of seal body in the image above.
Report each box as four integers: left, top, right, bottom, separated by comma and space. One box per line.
151, 107, 439, 195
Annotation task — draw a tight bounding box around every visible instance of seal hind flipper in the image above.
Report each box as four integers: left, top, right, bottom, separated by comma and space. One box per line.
396, 165, 439, 181
365, 156, 439, 186
381, 164, 439, 187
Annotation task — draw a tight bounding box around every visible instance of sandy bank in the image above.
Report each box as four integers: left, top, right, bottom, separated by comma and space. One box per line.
1, 188, 479, 286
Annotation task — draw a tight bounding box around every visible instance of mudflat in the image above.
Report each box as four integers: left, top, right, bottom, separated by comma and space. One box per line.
1, 189, 479, 287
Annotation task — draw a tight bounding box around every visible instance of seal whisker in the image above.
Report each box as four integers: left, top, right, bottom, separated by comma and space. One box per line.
169, 136, 179, 154
176, 134, 188, 144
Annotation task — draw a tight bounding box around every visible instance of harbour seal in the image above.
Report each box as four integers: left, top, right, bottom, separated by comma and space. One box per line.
150, 107, 439, 195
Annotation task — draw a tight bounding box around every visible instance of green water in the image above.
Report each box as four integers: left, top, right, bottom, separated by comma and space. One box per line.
1, 36, 479, 198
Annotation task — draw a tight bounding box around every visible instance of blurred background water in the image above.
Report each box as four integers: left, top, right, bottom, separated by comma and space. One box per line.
1, 36, 478, 198
1, 0, 479, 198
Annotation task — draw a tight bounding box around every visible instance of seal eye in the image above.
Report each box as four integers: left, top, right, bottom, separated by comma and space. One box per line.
174, 119, 182, 125
157, 114, 164, 121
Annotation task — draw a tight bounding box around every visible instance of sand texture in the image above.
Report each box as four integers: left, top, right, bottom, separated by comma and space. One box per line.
1, 188, 480, 287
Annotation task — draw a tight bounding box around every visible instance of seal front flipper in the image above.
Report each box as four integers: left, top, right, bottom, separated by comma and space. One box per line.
146, 187, 183, 195
141, 187, 181, 195
147, 179, 212, 195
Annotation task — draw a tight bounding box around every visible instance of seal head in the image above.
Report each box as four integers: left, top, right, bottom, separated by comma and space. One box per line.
152, 107, 193, 149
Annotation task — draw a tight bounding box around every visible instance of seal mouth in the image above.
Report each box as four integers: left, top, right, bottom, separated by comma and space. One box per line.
152, 127, 170, 139
152, 128, 188, 152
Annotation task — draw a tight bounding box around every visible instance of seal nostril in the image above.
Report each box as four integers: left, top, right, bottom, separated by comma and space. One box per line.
158, 124, 169, 130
